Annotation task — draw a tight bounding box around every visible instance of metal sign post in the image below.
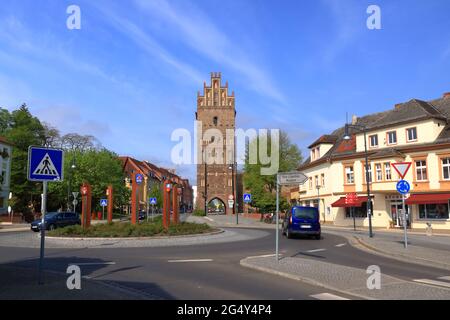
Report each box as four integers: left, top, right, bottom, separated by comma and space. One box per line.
396, 179, 410, 248
275, 171, 308, 262
28, 147, 64, 285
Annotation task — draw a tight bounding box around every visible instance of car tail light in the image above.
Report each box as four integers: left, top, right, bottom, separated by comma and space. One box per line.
290, 216, 292, 224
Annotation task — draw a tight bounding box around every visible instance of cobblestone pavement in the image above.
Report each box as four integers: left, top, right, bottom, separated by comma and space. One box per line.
323, 228, 450, 271
241, 256, 450, 300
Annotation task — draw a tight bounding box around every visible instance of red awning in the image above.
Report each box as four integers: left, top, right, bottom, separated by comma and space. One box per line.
406, 193, 450, 205
331, 196, 368, 208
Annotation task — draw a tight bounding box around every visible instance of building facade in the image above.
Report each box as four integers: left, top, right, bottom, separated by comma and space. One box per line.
0, 137, 12, 218
120, 156, 193, 213
292, 92, 450, 230
196, 72, 236, 214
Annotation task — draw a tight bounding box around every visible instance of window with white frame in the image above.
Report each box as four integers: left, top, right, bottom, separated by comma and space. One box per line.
369, 135, 378, 148
407, 127, 417, 142
315, 175, 319, 187
309, 177, 313, 189
321, 173, 325, 187
384, 163, 392, 180
375, 163, 382, 181
442, 158, 450, 180
416, 160, 427, 181
364, 163, 372, 183
387, 131, 397, 145
345, 166, 354, 184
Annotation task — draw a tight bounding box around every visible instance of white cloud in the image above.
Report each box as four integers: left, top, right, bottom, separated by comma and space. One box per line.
133, 0, 287, 104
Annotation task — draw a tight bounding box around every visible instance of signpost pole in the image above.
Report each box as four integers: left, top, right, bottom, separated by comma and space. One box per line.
102, 205, 105, 221
402, 194, 408, 248
352, 207, 356, 231
276, 178, 279, 262
38, 181, 47, 285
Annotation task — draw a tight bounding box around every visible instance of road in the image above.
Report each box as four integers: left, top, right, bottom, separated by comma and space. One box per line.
1, 228, 449, 300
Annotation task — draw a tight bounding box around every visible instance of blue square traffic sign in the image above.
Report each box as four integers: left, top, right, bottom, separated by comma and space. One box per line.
100, 199, 108, 207
28, 147, 64, 182
243, 194, 252, 203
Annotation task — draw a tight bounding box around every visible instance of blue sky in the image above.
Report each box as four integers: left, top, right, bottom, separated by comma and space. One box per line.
0, 0, 450, 182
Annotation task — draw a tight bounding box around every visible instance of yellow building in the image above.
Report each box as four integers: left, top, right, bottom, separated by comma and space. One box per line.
292, 92, 450, 230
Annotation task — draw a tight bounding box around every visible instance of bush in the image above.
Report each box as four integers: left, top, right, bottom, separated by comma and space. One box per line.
48, 218, 212, 238
192, 209, 206, 217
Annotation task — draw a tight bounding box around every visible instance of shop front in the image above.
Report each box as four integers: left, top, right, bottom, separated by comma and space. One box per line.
385, 195, 410, 228
406, 193, 450, 230
331, 195, 369, 227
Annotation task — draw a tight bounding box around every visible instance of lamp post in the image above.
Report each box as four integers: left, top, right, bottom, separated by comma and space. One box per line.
316, 185, 323, 223
67, 157, 76, 211
343, 123, 373, 238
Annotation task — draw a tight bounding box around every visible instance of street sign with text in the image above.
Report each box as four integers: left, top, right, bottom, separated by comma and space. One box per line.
345, 193, 358, 206
228, 200, 234, 208
277, 172, 308, 185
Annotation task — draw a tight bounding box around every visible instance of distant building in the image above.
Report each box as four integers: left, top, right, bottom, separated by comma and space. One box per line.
119, 156, 193, 213
0, 137, 12, 218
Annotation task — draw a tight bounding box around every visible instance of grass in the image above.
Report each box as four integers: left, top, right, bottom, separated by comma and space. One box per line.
48, 216, 214, 238
192, 209, 206, 217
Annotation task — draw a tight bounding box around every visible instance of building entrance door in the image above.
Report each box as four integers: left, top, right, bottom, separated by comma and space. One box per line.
390, 201, 410, 228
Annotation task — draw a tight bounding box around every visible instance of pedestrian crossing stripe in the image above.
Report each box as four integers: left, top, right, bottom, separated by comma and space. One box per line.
32, 153, 60, 178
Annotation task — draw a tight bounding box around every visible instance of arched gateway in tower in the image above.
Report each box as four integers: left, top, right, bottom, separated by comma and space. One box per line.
195, 72, 236, 215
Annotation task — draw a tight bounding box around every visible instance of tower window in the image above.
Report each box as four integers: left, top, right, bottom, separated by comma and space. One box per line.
213, 117, 218, 126
214, 93, 219, 105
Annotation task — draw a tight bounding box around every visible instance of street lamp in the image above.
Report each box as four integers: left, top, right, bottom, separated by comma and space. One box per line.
343, 123, 374, 238
316, 185, 323, 223
67, 157, 76, 211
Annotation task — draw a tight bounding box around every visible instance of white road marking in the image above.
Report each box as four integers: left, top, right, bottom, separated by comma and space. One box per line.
306, 249, 326, 253
310, 293, 350, 300
413, 279, 450, 289
246, 254, 280, 259
438, 276, 450, 281
204, 217, 214, 222
68, 262, 116, 266
335, 243, 347, 247
168, 259, 213, 263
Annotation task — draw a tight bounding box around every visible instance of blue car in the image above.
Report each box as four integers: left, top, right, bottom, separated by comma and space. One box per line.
282, 206, 321, 240
31, 212, 81, 232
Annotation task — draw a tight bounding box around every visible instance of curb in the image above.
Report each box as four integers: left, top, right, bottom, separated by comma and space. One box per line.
240, 258, 373, 300
322, 226, 450, 238
352, 236, 450, 272
45, 229, 224, 241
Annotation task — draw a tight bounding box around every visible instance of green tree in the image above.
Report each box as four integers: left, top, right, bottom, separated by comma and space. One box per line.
243, 130, 303, 216
48, 149, 130, 212
0, 105, 46, 221
148, 182, 163, 210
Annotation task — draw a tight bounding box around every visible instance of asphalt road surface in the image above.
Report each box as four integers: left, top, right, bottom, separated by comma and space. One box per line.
0, 228, 449, 300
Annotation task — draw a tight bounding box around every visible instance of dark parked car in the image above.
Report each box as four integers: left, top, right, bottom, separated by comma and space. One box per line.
31, 212, 80, 232
282, 206, 321, 239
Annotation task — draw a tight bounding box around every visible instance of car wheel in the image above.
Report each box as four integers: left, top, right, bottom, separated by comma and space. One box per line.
49, 224, 56, 231
286, 228, 291, 239
315, 234, 321, 240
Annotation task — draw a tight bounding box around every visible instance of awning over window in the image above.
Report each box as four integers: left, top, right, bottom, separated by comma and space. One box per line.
405, 193, 450, 205
331, 196, 368, 208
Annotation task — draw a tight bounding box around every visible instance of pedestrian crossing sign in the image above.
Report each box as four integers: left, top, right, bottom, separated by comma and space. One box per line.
28, 147, 64, 182
243, 194, 252, 203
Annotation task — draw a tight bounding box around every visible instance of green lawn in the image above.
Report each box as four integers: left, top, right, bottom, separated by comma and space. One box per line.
48, 216, 214, 238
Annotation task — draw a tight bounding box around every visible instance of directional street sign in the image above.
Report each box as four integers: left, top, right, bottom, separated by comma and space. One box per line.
135, 173, 144, 185
277, 171, 308, 185
396, 180, 410, 195
150, 197, 157, 205
100, 199, 108, 207
392, 162, 412, 179
243, 194, 252, 203
28, 147, 64, 182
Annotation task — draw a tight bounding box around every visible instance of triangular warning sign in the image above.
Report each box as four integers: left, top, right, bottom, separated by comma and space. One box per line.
392, 162, 412, 179
32, 153, 60, 178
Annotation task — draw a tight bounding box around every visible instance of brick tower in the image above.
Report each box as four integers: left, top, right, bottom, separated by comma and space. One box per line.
196, 72, 236, 215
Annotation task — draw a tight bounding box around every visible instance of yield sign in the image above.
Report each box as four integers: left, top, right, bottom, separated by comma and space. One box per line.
392, 162, 412, 179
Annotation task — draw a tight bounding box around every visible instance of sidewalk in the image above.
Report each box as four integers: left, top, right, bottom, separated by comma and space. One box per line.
0, 223, 29, 233
0, 265, 150, 300
241, 255, 450, 300
323, 224, 450, 237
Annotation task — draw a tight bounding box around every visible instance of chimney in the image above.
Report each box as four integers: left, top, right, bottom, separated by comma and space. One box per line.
443, 92, 450, 99
351, 115, 358, 125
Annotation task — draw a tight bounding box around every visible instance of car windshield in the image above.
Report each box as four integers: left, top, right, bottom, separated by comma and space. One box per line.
293, 207, 317, 220
45, 212, 59, 219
